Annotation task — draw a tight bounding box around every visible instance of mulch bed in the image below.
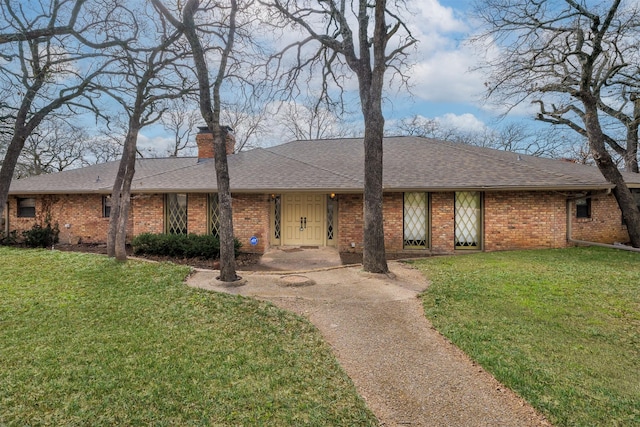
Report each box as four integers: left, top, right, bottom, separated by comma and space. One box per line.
52, 243, 262, 270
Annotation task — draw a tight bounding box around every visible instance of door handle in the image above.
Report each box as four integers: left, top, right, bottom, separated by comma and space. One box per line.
300, 217, 304, 231
303, 217, 307, 229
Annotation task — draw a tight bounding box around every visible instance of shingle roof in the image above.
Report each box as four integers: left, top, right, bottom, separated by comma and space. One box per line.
9, 136, 640, 194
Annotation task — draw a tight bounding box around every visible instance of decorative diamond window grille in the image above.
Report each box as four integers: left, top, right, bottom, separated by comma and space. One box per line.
166, 193, 188, 235
208, 194, 220, 237
273, 195, 281, 239
455, 192, 481, 249
327, 195, 335, 240
403, 192, 427, 248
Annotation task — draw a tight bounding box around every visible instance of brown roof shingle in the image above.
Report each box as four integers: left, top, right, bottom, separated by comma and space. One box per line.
9, 136, 640, 194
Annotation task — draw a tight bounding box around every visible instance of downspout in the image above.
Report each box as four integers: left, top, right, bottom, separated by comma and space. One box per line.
566, 189, 640, 253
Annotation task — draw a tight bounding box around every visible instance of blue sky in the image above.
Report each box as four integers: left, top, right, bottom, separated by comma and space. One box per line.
383, 0, 503, 130
139, 0, 533, 153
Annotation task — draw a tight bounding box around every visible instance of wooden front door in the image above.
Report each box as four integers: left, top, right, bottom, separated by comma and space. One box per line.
282, 193, 326, 246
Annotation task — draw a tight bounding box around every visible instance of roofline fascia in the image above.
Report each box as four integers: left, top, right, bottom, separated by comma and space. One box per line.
8, 184, 622, 196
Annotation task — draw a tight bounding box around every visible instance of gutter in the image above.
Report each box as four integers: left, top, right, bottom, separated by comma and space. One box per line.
566, 191, 640, 253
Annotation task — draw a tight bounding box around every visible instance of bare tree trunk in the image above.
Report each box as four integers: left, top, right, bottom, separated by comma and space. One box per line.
626, 94, 640, 173
107, 122, 139, 260
0, 132, 28, 221
213, 128, 237, 281
181, 0, 238, 282
361, 99, 388, 273
584, 98, 640, 247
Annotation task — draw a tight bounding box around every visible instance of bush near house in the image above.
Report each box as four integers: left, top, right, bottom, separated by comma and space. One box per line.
131, 232, 241, 259
1, 217, 59, 248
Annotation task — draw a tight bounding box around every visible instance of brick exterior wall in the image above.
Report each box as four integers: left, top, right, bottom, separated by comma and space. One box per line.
232, 194, 270, 253
6, 190, 631, 254
132, 194, 164, 236
571, 193, 630, 244
484, 191, 567, 251
7, 194, 119, 244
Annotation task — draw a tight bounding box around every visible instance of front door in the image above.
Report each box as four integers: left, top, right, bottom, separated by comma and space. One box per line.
282, 193, 326, 246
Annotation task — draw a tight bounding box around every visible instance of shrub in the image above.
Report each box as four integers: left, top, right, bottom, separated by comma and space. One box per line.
0, 230, 18, 246
132, 233, 241, 259
22, 221, 60, 248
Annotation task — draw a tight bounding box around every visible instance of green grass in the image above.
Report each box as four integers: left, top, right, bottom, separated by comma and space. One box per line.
0, 247, 376, 426
414, 247, 640, 427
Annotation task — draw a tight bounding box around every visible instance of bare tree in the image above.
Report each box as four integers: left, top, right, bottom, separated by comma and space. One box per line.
221, 100, 269, 152
474, 0, 640, 247
0, 0, 124, 224
389, 115, 440, 138
15, 117, 89, 177
153, 0, 247, 282
161, 98, 200, 157
82, 132, 123, 166
0, 0, 86, 45
263, 0, 417, 273
275, 97, 356, 141
94, 3, 194, 261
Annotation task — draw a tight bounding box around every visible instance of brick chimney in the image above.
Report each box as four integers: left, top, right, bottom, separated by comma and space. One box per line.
196, 126, 236, 162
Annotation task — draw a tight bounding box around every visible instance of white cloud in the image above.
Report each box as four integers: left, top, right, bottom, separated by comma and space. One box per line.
400, 1, 488, 105
409, 48, 486, 103
136, 132, 176, 157
434, 112, 487, 132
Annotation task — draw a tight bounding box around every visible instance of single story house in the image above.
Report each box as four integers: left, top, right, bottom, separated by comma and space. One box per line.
6, 130, 640, 256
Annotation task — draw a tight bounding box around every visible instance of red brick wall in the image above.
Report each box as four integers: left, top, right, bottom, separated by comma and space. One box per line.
7, 194, 119, 244
484, 191, 567, 251
7, 193, 269, 253
233, 194, 270, 253
571, 194, 630, 244
132, 194, 164, 236
431, 192, 456, 254
337, 194, 364, 252
7, 190, 631, 254
188, 194, 208, 235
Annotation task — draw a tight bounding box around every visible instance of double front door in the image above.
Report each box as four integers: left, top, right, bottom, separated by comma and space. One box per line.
282, 193, 326, 245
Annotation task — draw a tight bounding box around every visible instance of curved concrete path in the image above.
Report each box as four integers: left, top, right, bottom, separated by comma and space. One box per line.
187, 258, 550, 426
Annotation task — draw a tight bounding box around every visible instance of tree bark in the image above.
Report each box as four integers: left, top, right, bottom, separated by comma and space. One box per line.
182, 0, 238, 282
213, 128, 237, 282
583, 96, 640, 247
0, 132, 28, 221
362, 105, 387, 273
359, 0, 389, 274
107, 120, 139, 260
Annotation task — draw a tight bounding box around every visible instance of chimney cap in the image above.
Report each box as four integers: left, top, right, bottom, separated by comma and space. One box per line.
197, 125, 234, 134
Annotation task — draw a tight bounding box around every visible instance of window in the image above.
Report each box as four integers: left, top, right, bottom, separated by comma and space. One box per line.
102, 196, 111, 218
273, 195, 281, 240
17, 198, 36, 218
208, 194, 220, 237
403, 192, 428, 248
165, 194, 188, 234
455, 192, 482, 249
327, 194, 335, 241
575, 197, 591, 219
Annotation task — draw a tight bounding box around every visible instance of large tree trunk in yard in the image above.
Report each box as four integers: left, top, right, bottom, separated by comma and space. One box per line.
181, 0, 239, 282
213, 127, 237, 282
0, 132, 28, 222
107, 122, 139, 260
584, 99, 640, 247
362, 106, 388, 274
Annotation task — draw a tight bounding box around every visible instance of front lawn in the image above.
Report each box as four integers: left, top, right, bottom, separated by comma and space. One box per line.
0, 247, 376, 426
414, 247, 640, 426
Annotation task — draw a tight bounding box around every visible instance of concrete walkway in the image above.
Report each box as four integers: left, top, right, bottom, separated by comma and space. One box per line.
187, 248, 550, 426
